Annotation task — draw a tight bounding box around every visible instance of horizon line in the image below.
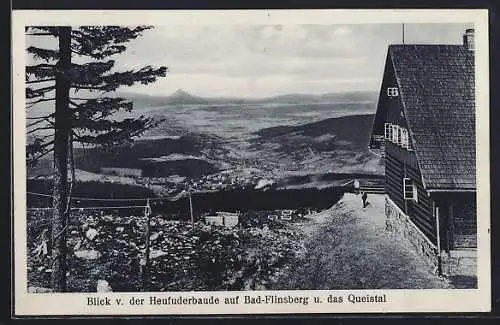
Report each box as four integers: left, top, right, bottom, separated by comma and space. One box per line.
118, 88, 380, 100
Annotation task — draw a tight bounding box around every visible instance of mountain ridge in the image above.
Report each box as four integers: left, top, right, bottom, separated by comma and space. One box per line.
116, 89, 379, 108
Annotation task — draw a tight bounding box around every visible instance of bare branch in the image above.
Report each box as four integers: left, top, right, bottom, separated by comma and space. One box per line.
26, 78, 56, 85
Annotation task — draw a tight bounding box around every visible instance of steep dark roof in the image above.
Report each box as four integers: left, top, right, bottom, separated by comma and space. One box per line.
389, 44, 475, 190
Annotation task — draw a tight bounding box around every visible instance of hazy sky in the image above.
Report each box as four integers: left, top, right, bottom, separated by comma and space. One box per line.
26, 23, 473, 98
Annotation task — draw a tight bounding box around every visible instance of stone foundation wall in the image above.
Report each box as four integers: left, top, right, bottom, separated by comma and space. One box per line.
385, 196, 477, 277
385, 196, 439, 273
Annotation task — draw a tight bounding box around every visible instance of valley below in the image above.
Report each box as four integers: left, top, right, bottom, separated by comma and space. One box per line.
28, 90, 384, 207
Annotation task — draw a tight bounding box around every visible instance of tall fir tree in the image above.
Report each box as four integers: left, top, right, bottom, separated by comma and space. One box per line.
26, 26, 167, 291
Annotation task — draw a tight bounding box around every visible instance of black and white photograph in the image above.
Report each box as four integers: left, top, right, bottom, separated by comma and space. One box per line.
13, 9, 490, 315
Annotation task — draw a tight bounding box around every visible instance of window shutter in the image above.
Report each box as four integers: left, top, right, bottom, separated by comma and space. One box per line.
392, 125, 398, 143
384, 123, 391, 140
401, 128, 408, 148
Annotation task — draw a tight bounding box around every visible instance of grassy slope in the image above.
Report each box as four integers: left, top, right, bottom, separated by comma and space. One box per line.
250, 114, 384, 177
270, 194, 454, 289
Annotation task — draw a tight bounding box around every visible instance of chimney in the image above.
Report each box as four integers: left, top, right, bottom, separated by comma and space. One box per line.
463, 28, 475, 51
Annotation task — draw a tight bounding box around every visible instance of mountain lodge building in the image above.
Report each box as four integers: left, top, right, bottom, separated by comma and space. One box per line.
368, 29, 477, 277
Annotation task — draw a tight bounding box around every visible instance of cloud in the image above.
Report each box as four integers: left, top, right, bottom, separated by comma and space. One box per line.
24, 23, 472, 98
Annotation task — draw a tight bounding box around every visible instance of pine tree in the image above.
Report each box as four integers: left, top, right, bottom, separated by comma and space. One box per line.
26, 26, 167, 291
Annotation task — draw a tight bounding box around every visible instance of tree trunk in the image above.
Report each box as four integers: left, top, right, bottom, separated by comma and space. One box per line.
51, 26, 71, 292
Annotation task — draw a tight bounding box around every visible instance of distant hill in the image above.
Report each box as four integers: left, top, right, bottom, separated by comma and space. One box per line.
115, 90, 209, 109
263, 91, 378, 104
161, 89, 209, 105
250, 114, 384, 176
117, 89, 378, 109
253, 114, 376, 153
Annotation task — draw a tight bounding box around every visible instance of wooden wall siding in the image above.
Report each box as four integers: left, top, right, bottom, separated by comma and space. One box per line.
405, 164, 437, 244
451, 193, 477, 249
385, 152, 405, 209
386, 151, 437, 244
385, 141, 419, 170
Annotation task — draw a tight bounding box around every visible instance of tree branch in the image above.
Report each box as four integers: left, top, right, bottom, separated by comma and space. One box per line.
26, 78, 56, 85
69, 100, 80, 108
27, 118, 45, 128
71, 85, 108, 92
27, 118, 51, 128
26, 85, 56, 99
30, 147, 54, 161
26, 33, 55, 36
26, 113, 54, 120
26, 114, 55, 129
71, 130, 83, 141
33, 133, 55, 140
69, 97, 97, 101
40, 140, 55, 148
26, 97, 55, 108
27, 126, 54, 135
26, 63, 55, 69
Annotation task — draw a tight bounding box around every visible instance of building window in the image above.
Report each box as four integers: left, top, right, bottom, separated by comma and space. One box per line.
387, 87, 399, 97
403, 177, 418, 202
391, 124, 399, 144
384, 123, 393, 140
402, 128, 413, 151
385, 123, 413, 150
397, 126, 402, 145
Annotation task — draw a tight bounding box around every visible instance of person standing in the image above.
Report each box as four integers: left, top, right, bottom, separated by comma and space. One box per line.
362, 192, 368, 208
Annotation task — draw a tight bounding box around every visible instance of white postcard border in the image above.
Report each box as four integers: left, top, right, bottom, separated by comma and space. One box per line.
12, 9, 491, 316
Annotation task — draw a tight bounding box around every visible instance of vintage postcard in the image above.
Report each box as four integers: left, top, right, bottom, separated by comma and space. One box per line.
12, 9, 490, 316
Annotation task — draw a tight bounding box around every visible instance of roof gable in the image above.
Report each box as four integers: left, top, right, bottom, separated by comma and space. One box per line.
376, 44, 476, 190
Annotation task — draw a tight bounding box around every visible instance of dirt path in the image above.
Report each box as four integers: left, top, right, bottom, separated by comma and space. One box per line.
271, 193, 452, 289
